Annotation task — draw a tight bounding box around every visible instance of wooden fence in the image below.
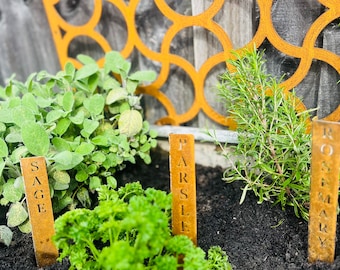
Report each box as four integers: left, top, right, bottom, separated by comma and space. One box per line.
0, 0, 339, 129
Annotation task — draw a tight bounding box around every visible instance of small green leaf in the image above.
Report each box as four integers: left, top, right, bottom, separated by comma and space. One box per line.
9, 146, 28, 164
5, 130, 22, 143
118, 135, 129, 151
2, 180, 23, 203
22, 93, 39, 114
37, 70, 49, 81
0, 159, 5, 176
75, 170, 88, 182
106, 88, 128, 105
84, 94, 105, 116
139, 142, 151, 152
96, 121, 113, 135
75, 63, 99, 80
108, 104, 120, 115
127, 96, 140, 107
0, 108, 13, 123
53, 182, 69, 191
25, 73, 37, 93
150, 139, 157, 148
75, 142, 95, 155
8, 97, 21, 108
103, 153, 118, 168
13, 177, 25, 194
69, 136, 81, 150
21, 122, 49, 156
107, 176, 117, 189
91, 135, 108, 146
65, 62, 76, 78
149, 129, 158, 138
0, 122, 6, 135
74, 91, 86, 107
126, 80, 138, 94
103, 76, 120, 90
13, 106, 35, 127
52, 137, 72, 152
77, 54, 97, 65
142, 155, 151, 164
52, 195, 73, 213
35, 96, 54, 108
240, 184, 249, 205
53, 151, 83, 170
89, 176, 101, 190
46, 110, 65, 123
18, 219, 32, 233
68, 111, 84, 126
139, 134, 147, 144
0, 225, 13, 246
86, 164, 97, 174
0, 138, 8, 157
52, 170, 70, 185
0, 198, 9, 206
76, 187, 91, 208
87, 74, 99, 93
118, 110, 143, 137
91, 151, 106, 163
55, 118, 71, 136
81, 119, 99, 138
129, 70, 156, 82
63, 91, 74, 112
104, 51, 130, 77
119, 102, 130, 113
7, 202, 28, 227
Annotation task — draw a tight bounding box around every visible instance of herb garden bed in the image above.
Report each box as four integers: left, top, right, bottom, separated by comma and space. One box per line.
0, 48, 339, 270
1, 148, 340, 270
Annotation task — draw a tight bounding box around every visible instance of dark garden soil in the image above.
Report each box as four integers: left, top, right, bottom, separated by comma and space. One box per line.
1, 147, 340, 270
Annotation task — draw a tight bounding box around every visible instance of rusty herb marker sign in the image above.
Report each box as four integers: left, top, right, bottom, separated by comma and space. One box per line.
169, 134, 197, 245
308, 120, 340, 263
20, 157, 58, 267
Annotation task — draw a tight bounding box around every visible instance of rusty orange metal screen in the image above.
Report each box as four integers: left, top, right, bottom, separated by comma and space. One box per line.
42, 0, 340, 127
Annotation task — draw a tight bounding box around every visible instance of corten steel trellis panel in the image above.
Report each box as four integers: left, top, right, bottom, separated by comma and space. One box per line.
42, 0, 340, 128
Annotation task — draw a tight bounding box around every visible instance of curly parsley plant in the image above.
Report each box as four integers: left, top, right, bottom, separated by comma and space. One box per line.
53, 182, 232, 270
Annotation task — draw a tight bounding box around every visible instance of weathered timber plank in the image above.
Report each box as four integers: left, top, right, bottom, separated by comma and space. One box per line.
263, 0, 323, 113
0, 1, 338, 129
56, 0, 102, 60
56, 0, 127, 59
318, 27, 340, 119
135, 1, 195, 125
192, 0, 255, 128
0, 0, 60, 85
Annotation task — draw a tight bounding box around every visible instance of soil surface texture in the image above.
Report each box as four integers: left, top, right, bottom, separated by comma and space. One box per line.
1, 148, 340, 270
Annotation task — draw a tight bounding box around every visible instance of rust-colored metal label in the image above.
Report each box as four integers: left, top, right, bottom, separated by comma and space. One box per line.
308, 120, 340, 263
169, 134, 197, 245
20, 157, 58, 267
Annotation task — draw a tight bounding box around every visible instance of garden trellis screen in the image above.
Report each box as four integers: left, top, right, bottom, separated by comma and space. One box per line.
1, 1, 339, 129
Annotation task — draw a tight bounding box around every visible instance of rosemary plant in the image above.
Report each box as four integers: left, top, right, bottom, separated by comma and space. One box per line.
216, 48, 313, 220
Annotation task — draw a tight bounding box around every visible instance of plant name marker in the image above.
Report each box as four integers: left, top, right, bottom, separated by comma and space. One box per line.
20, 157, 58, 268
169, 134, 197, 245
308, 120, 340, 263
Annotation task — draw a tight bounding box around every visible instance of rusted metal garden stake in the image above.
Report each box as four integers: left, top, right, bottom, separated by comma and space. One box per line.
308, 120, 340, 263
20, 157, 58, 268
169, 134, 197, 245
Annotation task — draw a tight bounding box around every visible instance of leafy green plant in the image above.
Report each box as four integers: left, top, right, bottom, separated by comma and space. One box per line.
0, 51, 158, 237
207, 246, 232, 270
53, 181, 232, 270
214, 48, 314, 220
